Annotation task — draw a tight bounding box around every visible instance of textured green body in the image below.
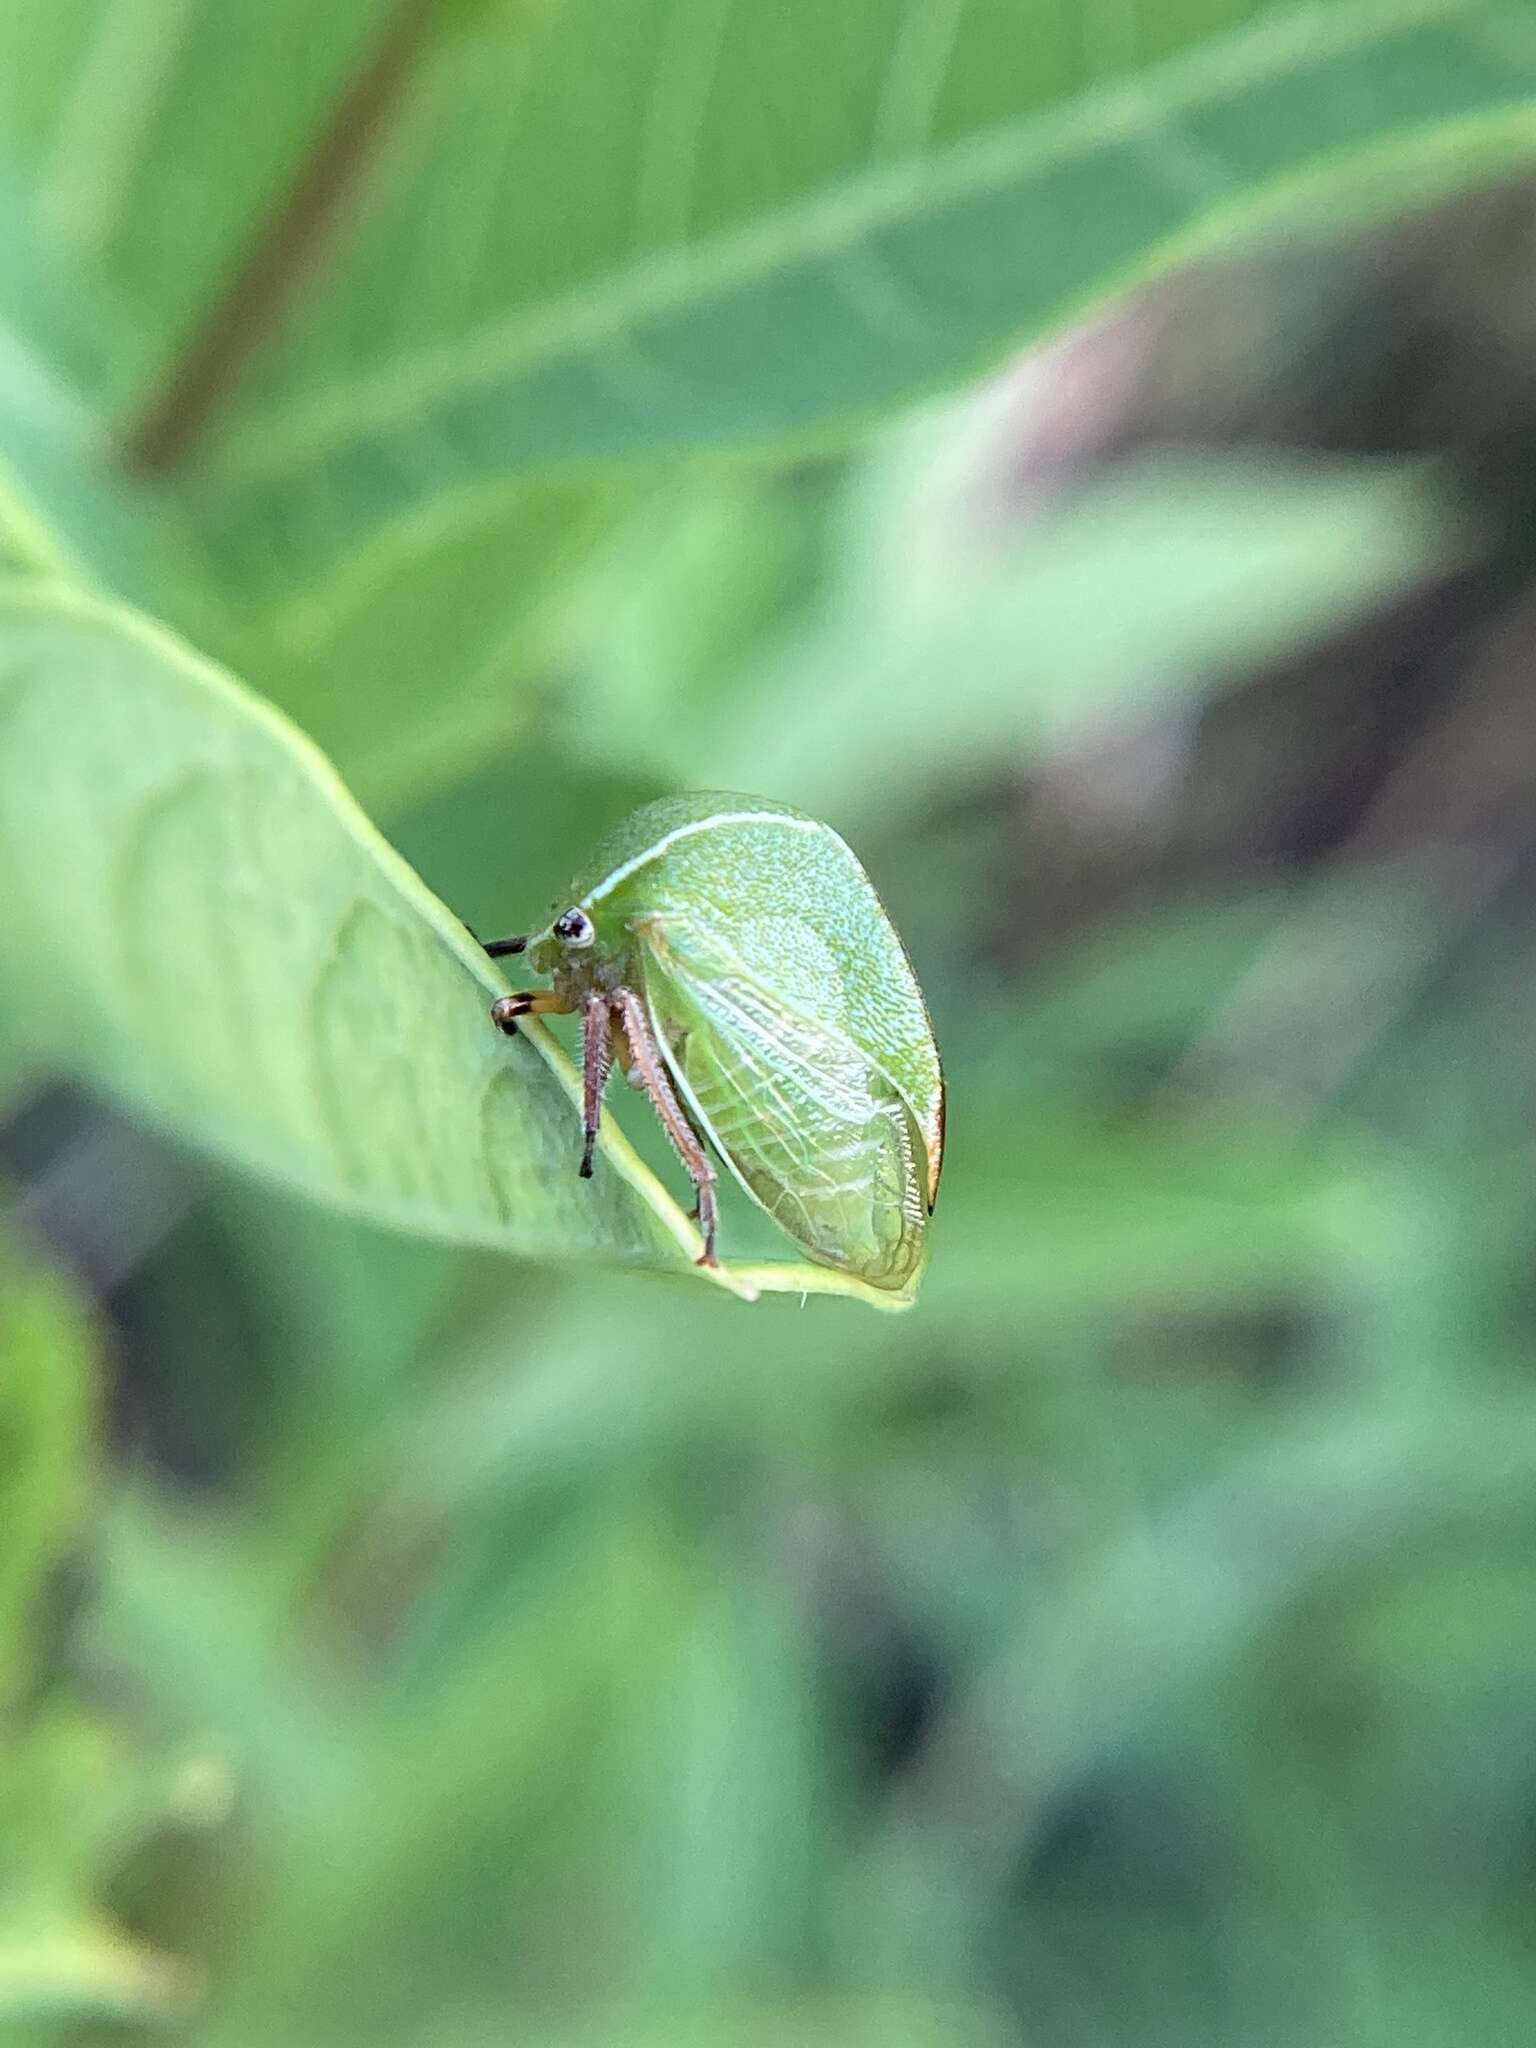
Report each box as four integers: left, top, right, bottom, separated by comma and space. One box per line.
528, 793, 944, 1291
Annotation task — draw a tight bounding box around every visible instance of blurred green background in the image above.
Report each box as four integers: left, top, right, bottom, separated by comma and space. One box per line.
7, 2, 1536, 2042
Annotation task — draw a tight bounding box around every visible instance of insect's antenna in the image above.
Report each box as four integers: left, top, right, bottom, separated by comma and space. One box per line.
482, 934, 529, 958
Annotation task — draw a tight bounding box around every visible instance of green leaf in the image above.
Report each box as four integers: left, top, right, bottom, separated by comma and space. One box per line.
505, 2004, 1014, 2048
0, 1916, 192, 2026
884, 1386, 1536, 1868
0, 166, 178, 602
0, 580, 909, 1305
685, 453, 1461, 817
0, 1213, 186, 2027
209, 472, 631, 813
190, 0, 1536, 570
0, 0, 387, 408
0, 1206, 96, 1708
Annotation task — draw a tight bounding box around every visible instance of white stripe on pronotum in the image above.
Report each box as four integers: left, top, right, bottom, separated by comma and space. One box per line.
585, 808, 825, 908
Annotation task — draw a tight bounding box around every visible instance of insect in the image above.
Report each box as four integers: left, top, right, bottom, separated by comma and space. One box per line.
481, 792, 944, 1291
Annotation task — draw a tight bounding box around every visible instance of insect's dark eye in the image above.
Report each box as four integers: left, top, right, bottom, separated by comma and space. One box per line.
553, 908, 594, 947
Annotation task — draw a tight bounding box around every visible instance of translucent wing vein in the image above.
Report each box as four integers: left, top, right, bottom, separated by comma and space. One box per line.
640, 924, 928, 1291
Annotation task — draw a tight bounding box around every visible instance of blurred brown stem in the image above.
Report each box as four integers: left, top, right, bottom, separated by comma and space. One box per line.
121, 0, 440, 476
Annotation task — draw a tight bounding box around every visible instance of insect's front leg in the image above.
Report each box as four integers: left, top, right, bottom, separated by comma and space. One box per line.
490, 990, 570, 1034
579, 992, 614, 1178
464, 923, 528, 958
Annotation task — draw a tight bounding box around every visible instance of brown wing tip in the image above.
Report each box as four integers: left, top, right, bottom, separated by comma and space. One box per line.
925, 1082, 945, 1211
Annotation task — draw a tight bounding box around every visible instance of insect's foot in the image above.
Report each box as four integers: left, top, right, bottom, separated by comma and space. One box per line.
694, 1249, 720, 1270
490, 997, 524, 1034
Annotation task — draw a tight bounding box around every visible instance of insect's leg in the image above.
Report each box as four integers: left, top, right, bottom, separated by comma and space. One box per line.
645, 1025, 710, 1217
616, 1024, 706, 1212
613, 987, 719, 1267
692, 1166, 719, 1266
579, 992, 614, 1178
678, 1098, 713, 1224
490, 990, 569, 1035
481, 934, 528, 958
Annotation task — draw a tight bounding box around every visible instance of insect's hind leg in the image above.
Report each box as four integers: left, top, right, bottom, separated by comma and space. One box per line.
626, 1027, 708, 1219
613, 987, 719, 1267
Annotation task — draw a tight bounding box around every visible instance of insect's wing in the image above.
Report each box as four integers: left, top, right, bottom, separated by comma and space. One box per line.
638, 920, 928, 1291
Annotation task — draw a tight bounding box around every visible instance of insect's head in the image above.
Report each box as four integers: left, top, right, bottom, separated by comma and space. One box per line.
528, 904, 596, 976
